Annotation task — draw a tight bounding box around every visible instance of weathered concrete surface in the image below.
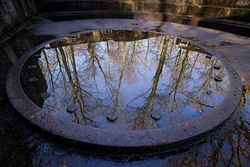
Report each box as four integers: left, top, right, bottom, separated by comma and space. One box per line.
6, 19, 247, 149
0, 2, 249, 165
1, 16, 250, 166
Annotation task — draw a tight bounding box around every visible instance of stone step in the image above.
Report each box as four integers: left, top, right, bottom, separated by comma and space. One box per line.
37, 0, 250, 20
41, 10, 198, 24
199, 19, 250, 37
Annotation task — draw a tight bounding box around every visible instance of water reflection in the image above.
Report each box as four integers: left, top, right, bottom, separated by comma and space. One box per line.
21, 31, 230, 130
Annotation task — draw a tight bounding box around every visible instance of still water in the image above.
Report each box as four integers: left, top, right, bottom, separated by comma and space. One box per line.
21, 30, 230, 130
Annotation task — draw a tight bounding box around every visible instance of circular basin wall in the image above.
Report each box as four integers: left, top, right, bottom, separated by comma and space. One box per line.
7, 20, 242, 148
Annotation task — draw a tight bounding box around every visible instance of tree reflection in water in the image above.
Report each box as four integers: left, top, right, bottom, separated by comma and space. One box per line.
26, 30, 230, 130
161, 86, 250, 166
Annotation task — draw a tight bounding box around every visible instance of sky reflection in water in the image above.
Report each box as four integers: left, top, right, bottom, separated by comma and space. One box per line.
22, 31, 230, 130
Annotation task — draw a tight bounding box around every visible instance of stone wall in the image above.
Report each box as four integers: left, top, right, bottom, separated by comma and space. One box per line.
35, 0, 250, 24
191, 0, 250, 7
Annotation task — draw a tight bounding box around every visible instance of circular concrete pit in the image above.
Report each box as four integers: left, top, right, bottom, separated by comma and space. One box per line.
6, 19, 243, 149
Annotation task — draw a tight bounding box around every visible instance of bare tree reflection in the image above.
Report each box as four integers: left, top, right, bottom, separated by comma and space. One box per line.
133, 37, 169, 129
36, 31, 230, 130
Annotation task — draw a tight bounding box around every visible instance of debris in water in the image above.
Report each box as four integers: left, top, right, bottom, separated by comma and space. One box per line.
107, 112, 118, 122
151, 112, 161, 121
214, 76, 223, 82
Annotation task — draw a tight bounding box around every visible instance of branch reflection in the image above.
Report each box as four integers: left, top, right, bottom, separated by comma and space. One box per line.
27, 30, 230, 130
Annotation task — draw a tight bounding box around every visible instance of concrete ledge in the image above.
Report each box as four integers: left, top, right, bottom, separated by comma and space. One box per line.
7, 19, 243, 149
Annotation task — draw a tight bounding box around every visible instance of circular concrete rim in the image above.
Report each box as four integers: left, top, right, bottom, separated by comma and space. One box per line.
7, 19, 243, 148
